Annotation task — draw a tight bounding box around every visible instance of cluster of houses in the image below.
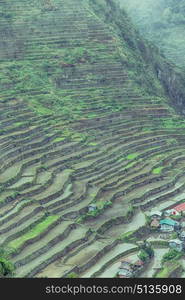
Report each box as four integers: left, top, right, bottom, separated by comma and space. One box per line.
117, 241, 153, 278
117, 257, 145, 278
150, 202, 185, 252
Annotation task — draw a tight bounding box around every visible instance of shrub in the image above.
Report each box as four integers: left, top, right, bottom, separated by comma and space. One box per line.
152, 167, 163, 174
67, 272, 78, 278
0, 257, 14, 277
138, 249, 149, 262
0, 248, 14, 278
162, 249, 183, 263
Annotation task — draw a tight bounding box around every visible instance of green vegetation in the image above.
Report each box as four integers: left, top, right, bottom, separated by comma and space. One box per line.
1, 0, 183, 122
66, 272, 78, 278
126, 153, 138, 160
0, 248, 14, 278
8, 216, 59, 250
53, 137, 66, 143
162, 249, 183, 263
152, 167, 163, 174
2, 0, 185, 280
118, 230, 135, 242
76, 201, 112, 223
162, 118, 185, 129
138, 241, 154, 260
138, 249, 149, 262
155, 261, 181, 278
88, 142, 98, 146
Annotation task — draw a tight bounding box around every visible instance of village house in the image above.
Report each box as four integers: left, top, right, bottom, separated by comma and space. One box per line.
119, 260, 132, 269
133, 259, 145, 270
169, 239, 184, 252
179, 230, 185, 241
88, 204, 97, 213
150, 218, 160, 229
149, 211, 162, 220
117, 268, 133, 278
163, 209, 180, 217
118, 260, 133, 278
117, 258, 145, 278
180, 221, 185, 229
159, 219, 180, 232
173, 203, 185, 215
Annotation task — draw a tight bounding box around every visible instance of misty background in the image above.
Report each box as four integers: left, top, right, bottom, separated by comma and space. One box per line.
118, 0, 185, 68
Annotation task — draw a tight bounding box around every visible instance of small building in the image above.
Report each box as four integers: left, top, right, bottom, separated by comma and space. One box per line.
133, 260, 144, 270
150, 219, 160, 229
173, 203, 185, 214
149, 211, 162, 220
119, 260, 132, 269
169, 239, 183, 252
179, 231, 185, 241
118, 260, 133, 278
160, 219, 180, 232
117, 269, 133, 278
88, 204, 97, 212
163, 209, 180, 217
180, 221, 185, 229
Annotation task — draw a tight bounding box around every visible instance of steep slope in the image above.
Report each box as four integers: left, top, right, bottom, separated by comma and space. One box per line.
119, 0, 185, 69
1, 0, 185, 278
0, 0, 169, 118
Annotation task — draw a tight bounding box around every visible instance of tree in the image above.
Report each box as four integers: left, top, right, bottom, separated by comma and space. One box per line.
138, 249, 149, 262
0, 257, 14, 277
162, 249, 182, 263
0, 248, 14, 277
67, 272, 78, 278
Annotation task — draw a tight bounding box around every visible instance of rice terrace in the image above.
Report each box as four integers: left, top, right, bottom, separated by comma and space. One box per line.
1, 0, 185, 279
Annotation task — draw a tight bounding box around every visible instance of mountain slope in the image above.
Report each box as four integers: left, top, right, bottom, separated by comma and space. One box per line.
1, 0, 185, 278
119, 0, 185, 69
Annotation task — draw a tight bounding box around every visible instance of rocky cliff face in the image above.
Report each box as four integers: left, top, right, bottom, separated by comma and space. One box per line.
89, 0, 185, 115
118, 0, 185, 113
155, 62, 185, 114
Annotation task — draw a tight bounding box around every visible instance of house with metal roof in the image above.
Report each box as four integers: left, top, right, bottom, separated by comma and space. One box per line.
163, 209, 180, 217
117, 269, 133, 278
169, 239, 184, 252
160, 219, 180, 232
150, 219, 160, 229
149, 211, 162, 220
179, 230, 185, 241
180, 221, 185, 229
88, 204, 97, 212
173, 202, 185, 214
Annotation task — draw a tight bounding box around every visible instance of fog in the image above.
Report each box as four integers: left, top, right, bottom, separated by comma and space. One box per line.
118, 0, 167, 33
117, 0, 185, 68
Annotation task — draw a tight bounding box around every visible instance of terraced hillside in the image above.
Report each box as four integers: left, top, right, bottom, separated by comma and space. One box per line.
1, 0, 185, 278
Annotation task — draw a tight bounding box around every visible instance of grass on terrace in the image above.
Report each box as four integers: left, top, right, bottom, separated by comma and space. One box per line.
152, 167, 163, 174
8, 215, 59, 250
155, 261, 181, 278
126, 153, 138, 160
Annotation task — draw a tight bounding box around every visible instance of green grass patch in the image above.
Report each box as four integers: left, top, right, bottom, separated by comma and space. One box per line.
126, 153, 138, 160
162, 249, 183, 263
88, 142, 98, 146
152, 167, 163, 174
28, 99, 53, 115
162, 118, 185, 129
8, 215, 59, 250
53, 137, 66, 143
155, 261, 180, 278
118, 230, 135, 241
